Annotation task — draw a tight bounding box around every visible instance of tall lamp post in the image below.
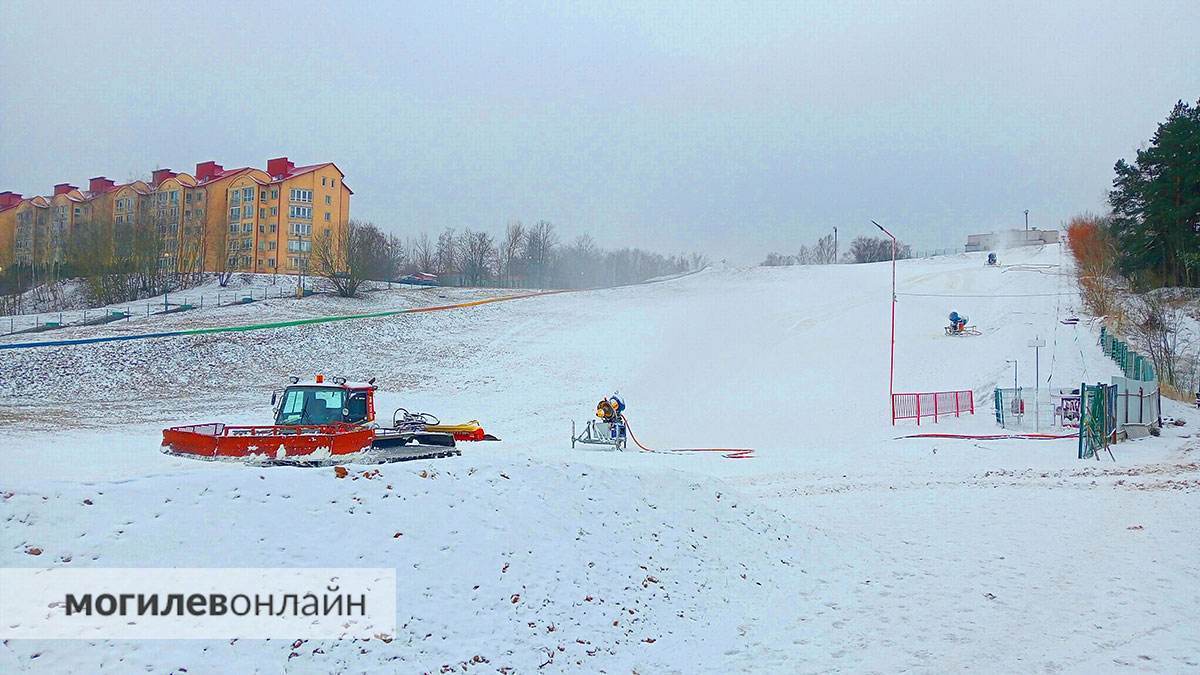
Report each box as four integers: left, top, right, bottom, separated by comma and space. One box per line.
872, 220, 898, 422
1029, 336, 1045, 431
1024, 209, 1029, 231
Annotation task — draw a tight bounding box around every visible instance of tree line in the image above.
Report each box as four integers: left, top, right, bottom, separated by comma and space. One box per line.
310, 219, 709, 297
1108, 98, 1200, 289
761, 233, 912, 266
1066, 98, 1200, 397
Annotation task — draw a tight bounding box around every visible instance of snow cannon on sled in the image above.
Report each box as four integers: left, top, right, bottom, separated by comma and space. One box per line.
571, 393, 627, 450
161, 376, 497, 465
945, 311, 982, 336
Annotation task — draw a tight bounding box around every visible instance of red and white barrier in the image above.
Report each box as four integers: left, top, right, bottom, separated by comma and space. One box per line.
892, 390, 974, 425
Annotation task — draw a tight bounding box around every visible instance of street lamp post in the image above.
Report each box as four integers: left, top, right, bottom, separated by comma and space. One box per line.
872, 220, 898, 422
1029, 336, 1046, 431
1024, 209, 1029, 232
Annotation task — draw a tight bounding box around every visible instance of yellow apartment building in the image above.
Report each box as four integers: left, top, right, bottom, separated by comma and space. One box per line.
0, 156, 351, 276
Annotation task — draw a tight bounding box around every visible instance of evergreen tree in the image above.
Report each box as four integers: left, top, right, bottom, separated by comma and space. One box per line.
1108, 99, 1200, 287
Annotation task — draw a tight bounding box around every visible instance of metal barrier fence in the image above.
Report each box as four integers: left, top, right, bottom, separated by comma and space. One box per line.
1099, 327, 1156, 381
1079, 382, 1117, 460
2, 285, 307, 336
892, 390, 974, 425
994, 387, 1081, 431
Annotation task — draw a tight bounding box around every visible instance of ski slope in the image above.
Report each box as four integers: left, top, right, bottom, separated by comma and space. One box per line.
1, 245, 1197, 673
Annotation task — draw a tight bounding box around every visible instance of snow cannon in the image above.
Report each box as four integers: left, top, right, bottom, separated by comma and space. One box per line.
945, 312, 981, 336
572, 393, 627, 450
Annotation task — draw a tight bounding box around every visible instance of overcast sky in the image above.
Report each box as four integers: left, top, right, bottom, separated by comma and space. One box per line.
1, 1, 1197, 261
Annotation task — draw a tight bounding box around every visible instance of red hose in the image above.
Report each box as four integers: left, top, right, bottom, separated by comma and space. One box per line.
621, 415, 755, 459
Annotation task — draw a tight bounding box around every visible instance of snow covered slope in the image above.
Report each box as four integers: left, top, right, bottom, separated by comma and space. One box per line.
2, 244, 1197, 673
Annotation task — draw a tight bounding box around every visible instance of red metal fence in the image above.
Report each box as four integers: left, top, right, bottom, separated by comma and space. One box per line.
892, 390, 975, 425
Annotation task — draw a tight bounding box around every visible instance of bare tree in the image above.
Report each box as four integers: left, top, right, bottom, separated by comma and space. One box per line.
457, 229, 497, 286
410, 232, 434, 273
812, 234, 837, 264
435, 227, 458, 281
500, 221, 525, 288
849, 236, 912, 263
311, 219, 389, 297
384, 234, 406, 281
522, 220, 557, 287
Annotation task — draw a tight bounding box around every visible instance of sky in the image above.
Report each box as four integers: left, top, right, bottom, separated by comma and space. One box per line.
1, 1, 1197, 262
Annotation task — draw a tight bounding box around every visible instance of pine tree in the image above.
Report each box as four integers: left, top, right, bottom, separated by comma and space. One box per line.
1108, 99, 1200, 287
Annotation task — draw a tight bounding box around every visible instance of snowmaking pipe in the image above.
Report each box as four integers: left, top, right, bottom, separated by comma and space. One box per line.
620, 414, 755, 459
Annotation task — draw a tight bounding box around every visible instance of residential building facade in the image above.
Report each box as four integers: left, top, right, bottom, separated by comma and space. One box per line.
0, 156, 351, 276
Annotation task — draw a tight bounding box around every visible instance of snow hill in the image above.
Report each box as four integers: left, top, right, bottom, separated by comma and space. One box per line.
1, 245, 1197, 673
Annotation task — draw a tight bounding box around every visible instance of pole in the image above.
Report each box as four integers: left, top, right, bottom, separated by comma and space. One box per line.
833, 227, 838, 263
872, 220, 897, 423
1024, 209, 1029, 231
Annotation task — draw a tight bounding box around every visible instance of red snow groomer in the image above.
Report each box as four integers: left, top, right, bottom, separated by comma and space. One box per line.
162, 376, 497, 466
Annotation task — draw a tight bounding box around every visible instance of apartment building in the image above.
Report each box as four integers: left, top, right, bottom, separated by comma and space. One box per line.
0, 156, 351, 275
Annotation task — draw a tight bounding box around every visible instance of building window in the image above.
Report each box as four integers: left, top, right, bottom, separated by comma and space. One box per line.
228, 207, 239, 221
197, 192, 204, 202
242, 223, 253, 233
260, 190, 268, 203
196, 208, 204, 217
271, 189, 278, 199
242, 187, 253, 201
324, 212, 330, 221
321, 177, 327, 186
270, 206, 277, 216
269, 241, 276, 250
325, 195, 331, 205
186, 193, 192, 203
269, 223, 276, 233
269, 257, 276, 267
229, 223, 238, 233
230, 191, 241, 206
242, 205, 252, 218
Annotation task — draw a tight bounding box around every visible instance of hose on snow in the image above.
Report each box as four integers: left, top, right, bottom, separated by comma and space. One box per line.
621, 414, 755, 459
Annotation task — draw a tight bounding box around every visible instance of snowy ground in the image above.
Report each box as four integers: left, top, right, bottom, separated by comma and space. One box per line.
2, 245, 1197, 673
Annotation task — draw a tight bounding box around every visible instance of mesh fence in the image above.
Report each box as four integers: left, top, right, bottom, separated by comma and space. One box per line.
994, 387, 1081, 431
